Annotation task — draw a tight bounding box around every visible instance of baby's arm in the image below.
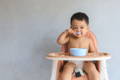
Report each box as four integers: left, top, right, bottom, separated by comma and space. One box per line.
57, 30, 70, 45
89, 39, 96, 53
57, 28, 74, 45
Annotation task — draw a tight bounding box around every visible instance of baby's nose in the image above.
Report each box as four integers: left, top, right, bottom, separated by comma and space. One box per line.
77, 28, 81, 32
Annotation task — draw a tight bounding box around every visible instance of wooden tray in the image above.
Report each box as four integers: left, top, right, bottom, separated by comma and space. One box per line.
46, 52, 111, 61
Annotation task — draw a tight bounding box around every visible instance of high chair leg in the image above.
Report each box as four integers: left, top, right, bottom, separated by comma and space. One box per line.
51, 60, 58, 80
100, 60, 109, 80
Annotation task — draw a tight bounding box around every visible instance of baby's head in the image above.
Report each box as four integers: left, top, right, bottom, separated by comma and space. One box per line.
70, 12, 89, 38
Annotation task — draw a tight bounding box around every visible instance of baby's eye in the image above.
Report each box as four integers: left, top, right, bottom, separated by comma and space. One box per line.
80, 27, 84, 29
72, 27, 78, 29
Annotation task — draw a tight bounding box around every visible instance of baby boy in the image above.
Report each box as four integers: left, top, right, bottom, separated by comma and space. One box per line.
57, 12, 99, 80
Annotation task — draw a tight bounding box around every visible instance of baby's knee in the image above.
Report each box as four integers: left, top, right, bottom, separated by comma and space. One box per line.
61, 62, 75, 80
83, 62, 97, 73
63, 62, 76, 73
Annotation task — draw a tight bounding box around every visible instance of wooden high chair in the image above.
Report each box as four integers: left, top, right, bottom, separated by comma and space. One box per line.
46, 31, 111, 80
46, 52, 111, 80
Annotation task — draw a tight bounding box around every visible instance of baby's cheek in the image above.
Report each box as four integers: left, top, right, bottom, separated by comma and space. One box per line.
82, 30, 88, 35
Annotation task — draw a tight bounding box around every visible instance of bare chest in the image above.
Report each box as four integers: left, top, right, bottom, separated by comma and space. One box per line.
68, 37, 90, 49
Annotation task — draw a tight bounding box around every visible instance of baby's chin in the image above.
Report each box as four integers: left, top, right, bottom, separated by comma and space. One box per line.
74, 34, 82, 38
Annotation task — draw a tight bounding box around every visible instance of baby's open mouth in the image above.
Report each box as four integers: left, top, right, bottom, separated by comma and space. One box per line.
75, 32, 82, 35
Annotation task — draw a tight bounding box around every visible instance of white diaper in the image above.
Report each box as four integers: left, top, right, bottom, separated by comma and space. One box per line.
70, 61, 85, 75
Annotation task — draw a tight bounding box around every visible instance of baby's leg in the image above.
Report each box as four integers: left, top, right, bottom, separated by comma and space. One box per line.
61, 62, 76, 80
83, 61, 100, 80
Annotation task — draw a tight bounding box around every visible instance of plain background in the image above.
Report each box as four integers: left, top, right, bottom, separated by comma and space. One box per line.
0, 0, 119, 80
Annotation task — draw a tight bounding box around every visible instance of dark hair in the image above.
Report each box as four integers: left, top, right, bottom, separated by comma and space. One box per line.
70, 12, 89, 25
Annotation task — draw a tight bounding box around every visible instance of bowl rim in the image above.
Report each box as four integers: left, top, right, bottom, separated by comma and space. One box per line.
70, 48, 88, 50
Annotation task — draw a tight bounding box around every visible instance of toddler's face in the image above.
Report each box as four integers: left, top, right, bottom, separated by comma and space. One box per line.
71, 19, 88, 38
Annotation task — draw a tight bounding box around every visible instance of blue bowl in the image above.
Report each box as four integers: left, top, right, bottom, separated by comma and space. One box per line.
70, 48, 88, 56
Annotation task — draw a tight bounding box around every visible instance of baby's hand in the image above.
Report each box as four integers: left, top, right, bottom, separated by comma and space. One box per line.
66, 28, 74, 35
66, 28, 81, 37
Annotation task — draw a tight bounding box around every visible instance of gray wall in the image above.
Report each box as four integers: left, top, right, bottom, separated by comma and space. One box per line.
0, 0, 119, 80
